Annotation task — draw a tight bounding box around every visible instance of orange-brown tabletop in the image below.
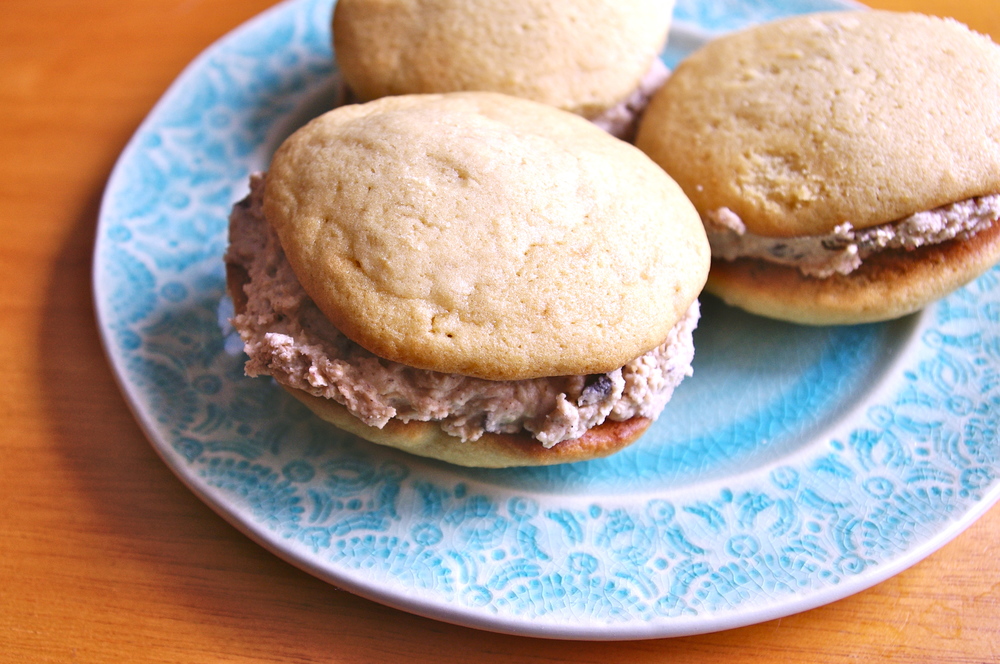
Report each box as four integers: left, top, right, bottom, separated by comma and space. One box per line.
2, 1, 998, 661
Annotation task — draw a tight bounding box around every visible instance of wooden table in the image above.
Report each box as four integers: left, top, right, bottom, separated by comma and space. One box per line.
2, 1, 998, 661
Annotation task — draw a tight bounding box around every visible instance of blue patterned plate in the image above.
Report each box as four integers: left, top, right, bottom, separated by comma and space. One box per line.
94, 0, 1000, 639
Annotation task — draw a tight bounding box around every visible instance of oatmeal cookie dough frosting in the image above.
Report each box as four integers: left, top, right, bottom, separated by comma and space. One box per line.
333, 0, 674, 121
706, 196, 1000, 278
264, 92, 709, 381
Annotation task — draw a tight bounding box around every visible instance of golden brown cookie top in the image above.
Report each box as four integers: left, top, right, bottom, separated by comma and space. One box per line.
636, 11, 1000, 237
263, 92, 709, 381
333, 0, 674, 119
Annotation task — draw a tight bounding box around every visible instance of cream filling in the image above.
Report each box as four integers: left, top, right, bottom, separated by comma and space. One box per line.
227, 174, 699, 447
590, 57, 671, 141
705, 195, 1000, 278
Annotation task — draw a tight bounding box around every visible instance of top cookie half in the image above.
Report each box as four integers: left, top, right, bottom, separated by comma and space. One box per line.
263, 92, 709, 381
333, 0, 674, 119
635, 11, 1000, 238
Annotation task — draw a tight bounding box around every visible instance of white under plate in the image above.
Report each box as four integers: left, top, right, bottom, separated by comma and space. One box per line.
93, 0, 1000, 640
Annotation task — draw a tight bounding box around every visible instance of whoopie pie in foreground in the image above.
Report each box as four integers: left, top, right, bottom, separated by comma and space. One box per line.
226, 92, 710, 467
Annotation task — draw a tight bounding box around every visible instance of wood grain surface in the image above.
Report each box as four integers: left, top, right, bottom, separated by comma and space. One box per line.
1, 1, 998, 662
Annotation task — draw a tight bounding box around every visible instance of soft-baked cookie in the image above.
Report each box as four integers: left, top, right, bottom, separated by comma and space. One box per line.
635, 11, 1000, 324
332, 0, 674, 137
226, 92, 710, 467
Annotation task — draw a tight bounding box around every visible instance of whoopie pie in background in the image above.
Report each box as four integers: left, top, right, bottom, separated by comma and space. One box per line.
332, 0, 675, 139
636, 11, 1000, 325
